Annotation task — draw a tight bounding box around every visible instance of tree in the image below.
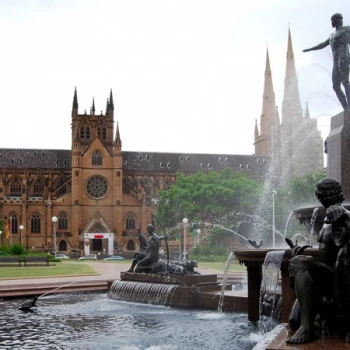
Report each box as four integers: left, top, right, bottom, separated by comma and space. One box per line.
156, 169, 262, 229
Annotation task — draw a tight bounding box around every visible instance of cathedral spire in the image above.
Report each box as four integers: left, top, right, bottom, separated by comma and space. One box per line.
109, 89, 114, 111
72, 87, 78, 112
282, 28, 302, 128
254, 47, 279, 155
254, 119, 259, 139
305, 102, 310, 119
114, 122, 122, 150
91, 98, 95, 115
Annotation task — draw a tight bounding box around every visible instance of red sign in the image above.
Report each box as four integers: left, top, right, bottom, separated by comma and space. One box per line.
94, 234, 104, 239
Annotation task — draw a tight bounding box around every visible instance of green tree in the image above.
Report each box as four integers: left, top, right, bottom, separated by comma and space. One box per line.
287, 171, 325, 208
157, 169, 262, 228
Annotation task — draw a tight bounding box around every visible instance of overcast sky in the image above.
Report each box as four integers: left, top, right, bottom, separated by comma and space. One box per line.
0, 0, 349, 155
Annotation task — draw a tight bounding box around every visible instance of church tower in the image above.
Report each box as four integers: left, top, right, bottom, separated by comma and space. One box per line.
254, 29, 324, 186
70, 88, 123, 252
280, 29, 323, 182
254, 48, 280, 156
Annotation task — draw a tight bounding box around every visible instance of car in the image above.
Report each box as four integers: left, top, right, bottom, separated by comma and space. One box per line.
103, 255, 125, 261
79, 254, 97, 260
56, 253, 69, 259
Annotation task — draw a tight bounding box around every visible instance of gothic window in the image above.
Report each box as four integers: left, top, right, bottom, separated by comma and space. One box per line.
58, 212, 68, 230
85, 175, 109, 199
144, 180, 151, 196
92, 150, 103, 166
102, 126, 107, 140
80, 127, 85, 139
59, 240, 67, 251
31, 212, 41, 233
33, 179, 44, 196
127, 240, 135, 251
10, 176, 22, 196
7, 213, 18, 234
125, 213, 136, 230
86, 127, 90, 139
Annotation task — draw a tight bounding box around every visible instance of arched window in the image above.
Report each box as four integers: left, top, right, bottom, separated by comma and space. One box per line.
125, 213, 136, 230
80, 126, 85, 139
31, 212, 41, 233
10, 176, 22, 196
86, 127, 90, 139
33, 178, 44, 196
59, 240, 67, 251
58, 212, 68, 230
7, 213, 18, 234
92, 150, 103, 166
127, 240, 135, 251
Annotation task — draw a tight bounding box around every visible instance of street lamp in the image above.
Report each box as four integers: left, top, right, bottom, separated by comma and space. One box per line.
52, 216, 58, 258
0, 230, 2, 245
272, 190, 277, 248
19, 225, 24, 245
182, 218, 188, 261
196, 228, 201, 247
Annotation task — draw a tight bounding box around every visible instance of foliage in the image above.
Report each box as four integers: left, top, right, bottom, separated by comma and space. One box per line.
190, 243, 229, 262
286, 171, 325, 208
157, 169, 262, 228
9, 244, 25, 256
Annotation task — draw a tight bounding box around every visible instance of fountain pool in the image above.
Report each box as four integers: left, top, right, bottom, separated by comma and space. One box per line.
0, 292, 261, 350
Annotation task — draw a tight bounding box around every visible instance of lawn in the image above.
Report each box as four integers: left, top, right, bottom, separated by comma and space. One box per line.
0, 261, 97, 279
198, 260, 246, 273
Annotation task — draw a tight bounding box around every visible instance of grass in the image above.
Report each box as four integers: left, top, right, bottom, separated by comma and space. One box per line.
0, 261, 97, 279
0, 259, 246, 279
198, 260, 246, 273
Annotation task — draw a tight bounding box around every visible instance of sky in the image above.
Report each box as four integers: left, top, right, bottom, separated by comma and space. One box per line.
0, 0, 349, 155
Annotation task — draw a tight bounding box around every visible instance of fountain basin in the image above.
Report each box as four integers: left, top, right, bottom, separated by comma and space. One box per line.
234, 248, 319, 322
107, 271, 247, 312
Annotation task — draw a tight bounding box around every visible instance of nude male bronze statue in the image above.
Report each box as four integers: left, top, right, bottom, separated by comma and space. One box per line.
303, 14, 350, 110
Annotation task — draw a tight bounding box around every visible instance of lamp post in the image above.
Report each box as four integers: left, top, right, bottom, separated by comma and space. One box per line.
196, 228, 201, 247
52, 216, 58, 258
0, 230, 2, 245
19, 225, 24, 245
272, 190, 277, 248
182, 218, 188, 261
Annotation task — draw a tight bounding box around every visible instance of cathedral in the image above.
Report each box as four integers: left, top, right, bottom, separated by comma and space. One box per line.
254, 29, 324, 185
0, 29, 323, 257
0, 89, 267, 257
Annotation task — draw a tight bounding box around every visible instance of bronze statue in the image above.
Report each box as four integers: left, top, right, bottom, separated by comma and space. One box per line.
287, 178, 350, 344
303, 13, 350, 110
128, 224, 168, 273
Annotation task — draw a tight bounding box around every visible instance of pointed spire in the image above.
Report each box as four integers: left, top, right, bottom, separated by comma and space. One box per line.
282, 28, 302, 127
72, 87, 78, 110
91, 98, 95, 114
109, 89, 114, 111
254, 119, 259, 139
114, 122, 122, 149
255, 47, 280, 155
305, 102, 310, 119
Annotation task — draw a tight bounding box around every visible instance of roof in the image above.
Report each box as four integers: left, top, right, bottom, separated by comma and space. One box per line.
0, 148, 269, 176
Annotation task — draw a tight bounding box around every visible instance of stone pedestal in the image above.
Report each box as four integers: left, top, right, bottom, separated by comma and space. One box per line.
327, 110, 350, 199
234, 249, 318, 323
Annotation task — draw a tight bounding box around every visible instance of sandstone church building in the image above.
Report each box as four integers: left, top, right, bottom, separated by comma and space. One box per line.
0, 30, 323, 257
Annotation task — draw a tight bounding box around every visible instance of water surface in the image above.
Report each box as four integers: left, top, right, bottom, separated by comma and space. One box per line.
0, 292, 259, 350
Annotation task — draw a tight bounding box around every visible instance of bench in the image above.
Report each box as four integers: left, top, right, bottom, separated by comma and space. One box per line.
24, 256, 50, 267
0, 257, 21, 267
